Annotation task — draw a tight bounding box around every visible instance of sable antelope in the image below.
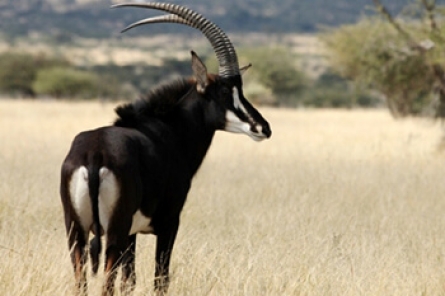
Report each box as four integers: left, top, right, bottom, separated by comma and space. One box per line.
60, 2, 271, 295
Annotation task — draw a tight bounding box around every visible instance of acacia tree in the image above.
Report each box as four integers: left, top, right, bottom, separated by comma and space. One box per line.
323, 0, 445, 117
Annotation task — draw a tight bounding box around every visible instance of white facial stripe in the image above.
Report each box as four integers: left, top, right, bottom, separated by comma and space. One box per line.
232, 87, 248, 113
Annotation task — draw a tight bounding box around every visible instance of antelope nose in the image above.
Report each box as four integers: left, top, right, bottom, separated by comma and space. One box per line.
263, 124, 272, 138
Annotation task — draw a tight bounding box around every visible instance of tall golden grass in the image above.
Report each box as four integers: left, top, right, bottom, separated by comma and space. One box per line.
1, 99, 445, 295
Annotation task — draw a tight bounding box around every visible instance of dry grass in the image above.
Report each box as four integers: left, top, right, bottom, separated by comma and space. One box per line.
1, 99, 445, 295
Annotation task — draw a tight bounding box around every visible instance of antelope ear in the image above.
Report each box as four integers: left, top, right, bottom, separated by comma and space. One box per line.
239, 63, 252, 76
191, 51, 209, 94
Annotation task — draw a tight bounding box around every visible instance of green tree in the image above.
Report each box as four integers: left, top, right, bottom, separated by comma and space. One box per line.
0, 52, 36, 96
321, 0, 445, 117
303, 70, 380, 108
0, 52, 68, 96
241, 47, 307, 106
322, 19, 433, 115
33, 67, 99, 99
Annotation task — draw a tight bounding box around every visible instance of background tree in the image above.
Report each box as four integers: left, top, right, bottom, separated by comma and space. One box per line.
0, 52, 68, 96
32, 67, 100, 99
322, 0, 445, 117
302, 70, 380, 108
206, 47, 308, 106
243, 47, 309, 106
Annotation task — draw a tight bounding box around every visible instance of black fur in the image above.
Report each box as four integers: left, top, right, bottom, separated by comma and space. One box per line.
61, 77, 216, 295
115, 78, 193, 121
60, 73, 270, 295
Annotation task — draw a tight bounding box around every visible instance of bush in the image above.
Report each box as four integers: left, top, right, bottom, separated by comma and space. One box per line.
0, 51, 189, 100
0, 52, 69, 96
240, 47, 308, 106
0, 53, 36, 96
33, 67, 99, 99
303, 71, 380, 108
321, 17, 436, 116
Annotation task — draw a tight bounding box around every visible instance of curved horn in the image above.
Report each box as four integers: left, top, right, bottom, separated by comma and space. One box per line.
112, 2, 240, 77
120, 14, 193, 33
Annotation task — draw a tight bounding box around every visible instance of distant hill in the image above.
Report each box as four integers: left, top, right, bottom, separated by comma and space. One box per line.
1, 0, 445, 39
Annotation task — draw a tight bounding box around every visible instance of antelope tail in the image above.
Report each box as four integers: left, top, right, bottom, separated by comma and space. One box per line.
87, 152, 103, 274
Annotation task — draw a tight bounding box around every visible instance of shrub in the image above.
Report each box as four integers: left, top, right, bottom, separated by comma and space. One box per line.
0, 52, 68, 97
239, 47, 308, 106
33, 67, 99, 99
303, 70, 380, 108
321, 17, 436, 116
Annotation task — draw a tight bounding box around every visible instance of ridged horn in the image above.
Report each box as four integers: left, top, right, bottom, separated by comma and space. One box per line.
120, 14, 193, 33
112, 2, 240, 77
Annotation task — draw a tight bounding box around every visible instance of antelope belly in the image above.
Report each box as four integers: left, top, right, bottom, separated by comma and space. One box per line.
129, 210, 153, 235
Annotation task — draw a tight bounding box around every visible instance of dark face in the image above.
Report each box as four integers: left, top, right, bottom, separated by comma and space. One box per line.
206, 75, 272, 141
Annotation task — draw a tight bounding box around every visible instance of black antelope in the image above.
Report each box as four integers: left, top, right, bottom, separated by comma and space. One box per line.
60, 2, 271, 295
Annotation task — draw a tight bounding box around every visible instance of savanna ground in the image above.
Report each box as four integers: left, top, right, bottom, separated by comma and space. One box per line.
1, 99, 445, 295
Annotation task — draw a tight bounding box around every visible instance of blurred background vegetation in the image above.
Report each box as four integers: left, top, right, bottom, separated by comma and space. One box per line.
322, 0, 445, 118
0, 0, 419, 39
3, 0, 445, 116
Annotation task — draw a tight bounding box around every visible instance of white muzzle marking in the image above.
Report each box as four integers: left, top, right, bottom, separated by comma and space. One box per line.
225, 110, 251, 134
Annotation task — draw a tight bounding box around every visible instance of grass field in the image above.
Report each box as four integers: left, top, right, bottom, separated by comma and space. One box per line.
1, 99, 445, 295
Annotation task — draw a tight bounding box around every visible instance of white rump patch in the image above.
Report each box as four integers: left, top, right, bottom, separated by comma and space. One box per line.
69, 166, 93, 232
70, 167, 152, 236
98, 167, 119, 233
129, 210, 153, 235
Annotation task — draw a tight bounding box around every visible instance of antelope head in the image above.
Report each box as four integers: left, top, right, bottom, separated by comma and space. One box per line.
113, 2, 272, 141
